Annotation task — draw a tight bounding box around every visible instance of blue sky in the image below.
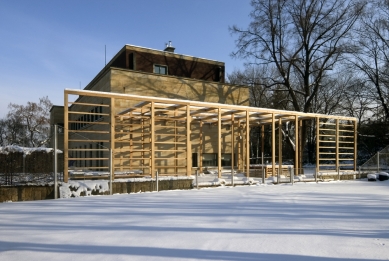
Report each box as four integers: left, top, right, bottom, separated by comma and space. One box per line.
0, 0, 252, 117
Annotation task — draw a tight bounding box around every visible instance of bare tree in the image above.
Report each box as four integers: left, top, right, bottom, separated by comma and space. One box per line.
7, 96, 52, 147
230, 0, 365, 164
349, 0, 389, 120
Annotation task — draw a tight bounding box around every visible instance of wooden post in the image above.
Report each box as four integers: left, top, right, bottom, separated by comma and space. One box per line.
316, 117, 320, 173
294, 116, 299, 176
175, 109, 178, 174
272, 113, 276, 177
128, 116, 132, 171
110, 97, 115, 180
218, 108, 222, 178
199, 120, 203, 173
150, 102, 155, 178
186, 105, 192, 176
246, 110, 250, 178
354, 120, 357, 171
261, 124, 265, 175
278, 117, 282, 180
64, 92, 69, 183
237, 120, 239, 171
299, 119, 303, 175
336, 119, 339, 172
231, 114, 235, 181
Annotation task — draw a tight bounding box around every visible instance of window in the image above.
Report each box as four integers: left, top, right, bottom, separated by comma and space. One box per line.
202, 153, 234, 167
192, 153, 198, 167
154, 64, 168, 75
202, 153, 217, 167
129, 53, 136, 70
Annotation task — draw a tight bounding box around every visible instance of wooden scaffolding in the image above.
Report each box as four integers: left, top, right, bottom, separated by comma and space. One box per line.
63, 89, 358, 182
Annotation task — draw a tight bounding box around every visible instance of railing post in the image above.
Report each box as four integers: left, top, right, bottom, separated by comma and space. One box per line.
315, 167, 318, 183
54, 124, 58, 199
231, 168, 234, 187
377, 152, 380, 172
358, 166, 361, 179
338, 166, 340, 181
262, 167, 265, 184
195, 169, 199, 189
156, 171, 159, 192
109, 148, 113, 195
277, 167, 280, 184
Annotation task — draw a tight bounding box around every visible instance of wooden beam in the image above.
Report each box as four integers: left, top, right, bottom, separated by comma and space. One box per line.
354, 120, 358, 171
65, 89, 357, 121
272, 113, 276, 177
150, 102, 155, 178
110, 98, 115, 181
186, 105, 192, 176
218, 107, 222, 178
316, 117, 320, 173
336, 119, 339, 171
231, 114, 235, 175
238, 120, 242, 171
246, 110, 250, 178
261, 124, 265, 175
199, 120, 203, 173
278, 117, 282, 180
295, 116, 299, 175
64, 92, 69, 183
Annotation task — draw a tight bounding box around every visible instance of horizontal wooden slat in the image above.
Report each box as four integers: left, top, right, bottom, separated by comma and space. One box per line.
69, 157, 109, 160
68, 102, 110, 107
69, 111, 109, 116
155, 141, 186, 144
69, 139, 110, 143
69, 130, 110, 134
68, 149, 109, 151
155, 157, 187, 160
152, 166, 187, 168
68, 120, 109, 125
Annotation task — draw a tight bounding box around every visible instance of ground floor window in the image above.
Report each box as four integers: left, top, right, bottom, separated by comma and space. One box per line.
198, 153, 234, 167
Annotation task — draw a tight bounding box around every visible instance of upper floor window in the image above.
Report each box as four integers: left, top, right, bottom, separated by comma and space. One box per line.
154, 64, 168, 75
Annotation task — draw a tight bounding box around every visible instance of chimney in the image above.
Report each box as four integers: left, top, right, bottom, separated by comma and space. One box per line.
164, 41, 175, 53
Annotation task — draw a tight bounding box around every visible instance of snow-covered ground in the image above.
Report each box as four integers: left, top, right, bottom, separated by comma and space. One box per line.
0, 180, 388, 261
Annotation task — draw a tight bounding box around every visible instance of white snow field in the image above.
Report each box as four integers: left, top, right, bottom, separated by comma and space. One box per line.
0, 180, 388, 261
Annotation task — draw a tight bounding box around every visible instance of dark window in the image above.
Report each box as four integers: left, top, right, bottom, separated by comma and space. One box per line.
202, 153, 234, 167
214, 67, 221, 82
129, 53, 136, 70
221, 153, 232, 167
192, 153, 198, 167
202, 153, 217, 167
154, 64, 168, 75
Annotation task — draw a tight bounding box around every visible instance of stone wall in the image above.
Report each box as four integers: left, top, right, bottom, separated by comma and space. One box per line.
0, 185, 56, 202
0, 178, 193, 202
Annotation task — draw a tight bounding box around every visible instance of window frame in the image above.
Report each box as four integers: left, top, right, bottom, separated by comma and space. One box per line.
154, 64, 168, 75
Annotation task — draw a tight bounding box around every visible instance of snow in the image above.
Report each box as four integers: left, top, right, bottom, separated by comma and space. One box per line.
0, 145, 62, 155
1, 180, 389, 260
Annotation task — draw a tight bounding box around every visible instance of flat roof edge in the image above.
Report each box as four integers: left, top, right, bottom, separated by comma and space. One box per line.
125, 44, 225, 65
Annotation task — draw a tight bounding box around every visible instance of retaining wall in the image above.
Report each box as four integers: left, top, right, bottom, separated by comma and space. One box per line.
0, 178, 193, 202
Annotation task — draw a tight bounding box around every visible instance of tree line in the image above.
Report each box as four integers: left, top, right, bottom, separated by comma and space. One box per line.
229, 0, 389, 164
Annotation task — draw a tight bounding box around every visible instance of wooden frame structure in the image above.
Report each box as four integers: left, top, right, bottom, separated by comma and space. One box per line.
63, 89, 357, 182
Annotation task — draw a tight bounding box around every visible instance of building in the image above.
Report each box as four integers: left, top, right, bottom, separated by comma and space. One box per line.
51, 43, 255, 181
52, 43, 357, 182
